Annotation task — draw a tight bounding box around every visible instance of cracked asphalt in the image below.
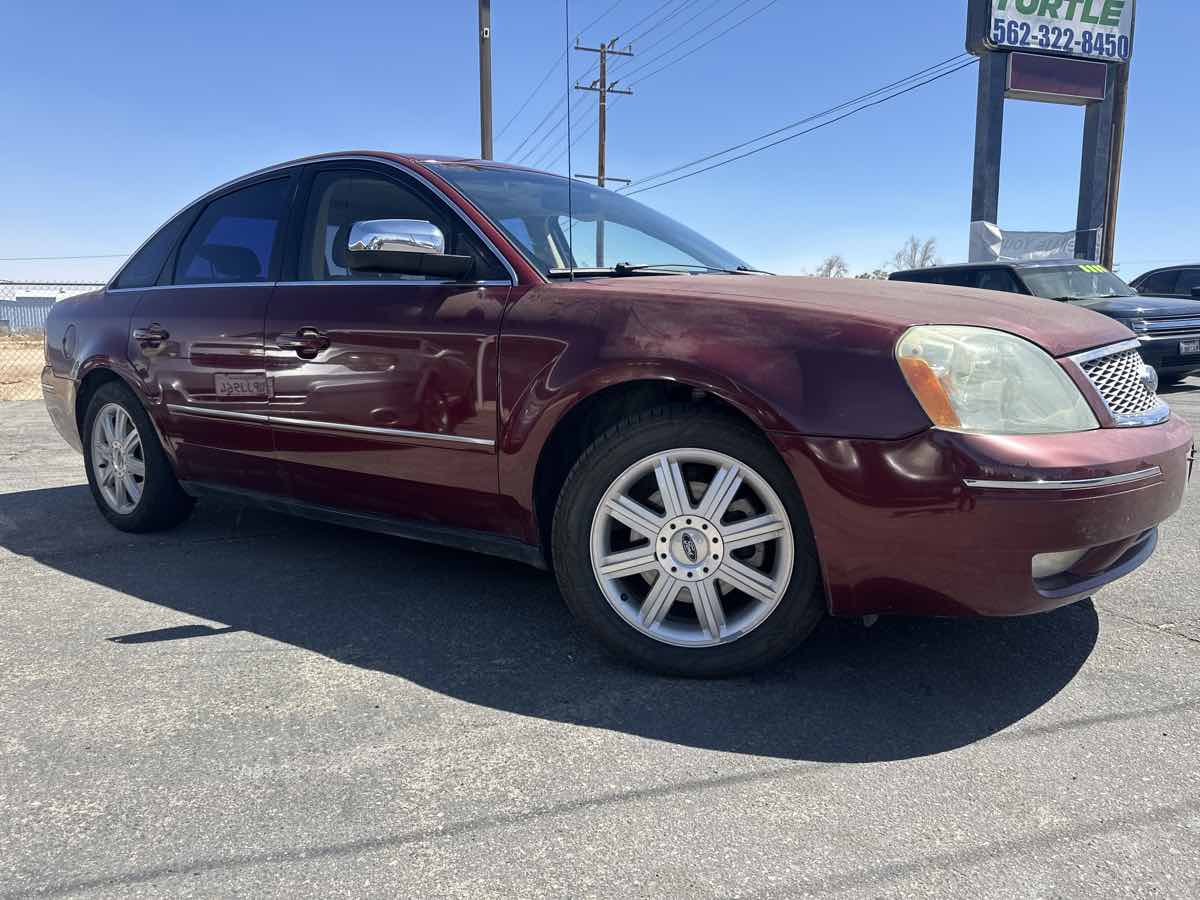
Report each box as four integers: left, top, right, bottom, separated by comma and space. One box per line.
1, 380, 1197, 899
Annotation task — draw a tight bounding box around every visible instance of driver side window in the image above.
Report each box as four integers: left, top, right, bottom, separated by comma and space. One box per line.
297, 170, 506, 282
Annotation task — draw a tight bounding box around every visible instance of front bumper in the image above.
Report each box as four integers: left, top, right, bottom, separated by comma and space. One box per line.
772, 415, 1194, 618
1137, 333, 1200, 376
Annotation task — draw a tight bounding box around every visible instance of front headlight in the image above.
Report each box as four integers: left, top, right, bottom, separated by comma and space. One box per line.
896, 325, 1099, 434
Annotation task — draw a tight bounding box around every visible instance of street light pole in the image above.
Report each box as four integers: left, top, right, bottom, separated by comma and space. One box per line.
479, 0, 494, 160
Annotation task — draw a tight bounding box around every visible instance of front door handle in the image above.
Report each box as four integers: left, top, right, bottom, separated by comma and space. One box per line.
132, 324, 169, 344
275, 328, 330, 358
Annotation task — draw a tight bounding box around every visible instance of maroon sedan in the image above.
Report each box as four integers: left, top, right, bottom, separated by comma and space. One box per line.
41, 152, 1195, 676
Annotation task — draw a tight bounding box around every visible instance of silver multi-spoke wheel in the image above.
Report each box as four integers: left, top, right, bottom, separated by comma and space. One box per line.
90, 402, 146, 515
589, 448, 794, 648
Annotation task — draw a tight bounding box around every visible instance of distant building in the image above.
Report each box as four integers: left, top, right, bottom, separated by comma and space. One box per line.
0, 280, 103, 334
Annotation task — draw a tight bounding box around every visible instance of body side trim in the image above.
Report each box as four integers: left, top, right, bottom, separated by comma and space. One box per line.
166, 403, 495, 447
963, 466, 1162, 491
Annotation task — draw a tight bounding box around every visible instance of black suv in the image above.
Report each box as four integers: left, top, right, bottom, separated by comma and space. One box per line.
1130, 265, 1200, 300
890, 259, 1200, 385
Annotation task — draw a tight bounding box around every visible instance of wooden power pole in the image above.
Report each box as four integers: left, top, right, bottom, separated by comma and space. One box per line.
573, 38, 632, 266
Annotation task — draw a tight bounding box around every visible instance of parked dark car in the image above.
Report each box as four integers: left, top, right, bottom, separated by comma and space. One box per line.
1130, 265, 1200, 301
890, 260, 1200, 385
41, 153, 1195, 676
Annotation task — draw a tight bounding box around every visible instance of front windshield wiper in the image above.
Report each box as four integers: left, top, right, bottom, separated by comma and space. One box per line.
612, 262, 749, 277
547, 262, 772, 278
1049, 294, 1132, 302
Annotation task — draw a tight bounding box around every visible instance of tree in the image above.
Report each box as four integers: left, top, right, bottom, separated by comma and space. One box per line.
855, 269, 890, 280
892, 236, 939, 271
814, 254, 849, 279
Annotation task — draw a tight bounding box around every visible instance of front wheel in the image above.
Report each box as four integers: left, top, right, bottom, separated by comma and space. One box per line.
552, 405, 824, 677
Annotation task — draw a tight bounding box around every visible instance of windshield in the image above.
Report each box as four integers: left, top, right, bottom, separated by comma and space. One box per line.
1020, 265, 1138, 301
430, 163, 749, 276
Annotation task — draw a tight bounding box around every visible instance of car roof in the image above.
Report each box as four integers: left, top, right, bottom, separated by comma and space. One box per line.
261, 150, 555, 177
1134, 263, 1200, 275
891, 258, 1094, 277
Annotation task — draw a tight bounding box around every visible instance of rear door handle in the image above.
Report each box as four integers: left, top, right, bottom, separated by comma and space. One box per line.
133, 324, 169, 344
275, 328, 330, 357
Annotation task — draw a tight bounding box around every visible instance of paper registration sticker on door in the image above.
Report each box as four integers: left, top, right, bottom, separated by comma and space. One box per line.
214, 373, 270, 399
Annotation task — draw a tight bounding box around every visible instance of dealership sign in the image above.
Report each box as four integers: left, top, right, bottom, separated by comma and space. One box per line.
986, 0, 1134, 62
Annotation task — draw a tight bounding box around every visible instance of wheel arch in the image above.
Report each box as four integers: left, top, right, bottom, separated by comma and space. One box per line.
528, 373, 798, 563
74, 363, 176, 468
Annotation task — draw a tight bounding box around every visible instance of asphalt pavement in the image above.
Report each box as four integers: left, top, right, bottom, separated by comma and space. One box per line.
1, 379, 1198, 898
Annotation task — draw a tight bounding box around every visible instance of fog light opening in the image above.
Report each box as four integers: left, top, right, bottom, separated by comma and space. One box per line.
1032, 549, 1090, 580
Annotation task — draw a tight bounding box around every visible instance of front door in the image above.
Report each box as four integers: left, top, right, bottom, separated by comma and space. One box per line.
265, 164, 512, 530
129, 175, 295, 494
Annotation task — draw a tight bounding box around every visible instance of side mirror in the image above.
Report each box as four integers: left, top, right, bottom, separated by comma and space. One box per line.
345, 219, 473, 279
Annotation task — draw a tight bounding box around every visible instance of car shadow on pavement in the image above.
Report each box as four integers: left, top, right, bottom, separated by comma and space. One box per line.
0, 484, 1099, 764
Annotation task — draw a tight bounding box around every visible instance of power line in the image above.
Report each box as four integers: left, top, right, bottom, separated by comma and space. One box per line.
623, 52, 971, 189
511, 0, 732, 169
624, 0, 702, 47
626, 0, 782, 87
616, 0, 756, 82
510, 93, 569, 161
495, 53, 565, 143
624, 58, 978, 196
618, 0, 689, 45
523, 92, 593, 168
0, 254, 128, 261
496, 0, 631, 144
496, 0, 630, 144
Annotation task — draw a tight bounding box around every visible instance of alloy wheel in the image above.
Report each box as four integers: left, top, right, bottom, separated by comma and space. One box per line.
589, 448, 794, 648
91, 402, 146, 515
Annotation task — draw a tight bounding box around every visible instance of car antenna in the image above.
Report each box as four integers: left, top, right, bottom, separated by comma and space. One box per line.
564, 0, 575, 280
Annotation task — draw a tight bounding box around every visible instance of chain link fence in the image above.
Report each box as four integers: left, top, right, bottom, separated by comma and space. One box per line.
0, 281, 104, 400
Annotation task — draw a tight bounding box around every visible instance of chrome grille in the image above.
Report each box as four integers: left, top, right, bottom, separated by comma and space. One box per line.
1078, 346, 1160, 418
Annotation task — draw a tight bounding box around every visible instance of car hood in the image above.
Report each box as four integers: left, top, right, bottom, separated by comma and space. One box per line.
1072, 293, 1200, 319
553, 275, 1133, 357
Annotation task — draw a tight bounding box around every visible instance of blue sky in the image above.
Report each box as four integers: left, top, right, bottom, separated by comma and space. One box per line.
2, 1, 1195, 283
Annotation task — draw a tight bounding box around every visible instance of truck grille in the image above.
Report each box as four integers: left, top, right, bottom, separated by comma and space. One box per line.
1078, 347, 1160, 418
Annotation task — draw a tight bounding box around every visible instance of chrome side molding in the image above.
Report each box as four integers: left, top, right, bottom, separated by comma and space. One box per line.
166, 404, 494, 447
964, 466, 1162, 491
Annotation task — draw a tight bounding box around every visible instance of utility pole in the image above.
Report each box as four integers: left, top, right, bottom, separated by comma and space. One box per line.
479, 0, 493, 160
574, 38, 632, 267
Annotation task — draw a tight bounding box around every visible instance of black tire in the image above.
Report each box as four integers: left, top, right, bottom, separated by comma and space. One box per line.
552, 404, 824, 677
82, 381, 195, 533
1157, 373, 1187, 388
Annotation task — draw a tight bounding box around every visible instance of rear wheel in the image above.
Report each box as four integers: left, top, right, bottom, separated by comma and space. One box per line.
552, 405, 823, 677
83, 381, 194, 532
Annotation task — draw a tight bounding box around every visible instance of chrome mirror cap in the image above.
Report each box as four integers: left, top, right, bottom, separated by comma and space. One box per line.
348, 219, 446, 256
344, 219, 474, 279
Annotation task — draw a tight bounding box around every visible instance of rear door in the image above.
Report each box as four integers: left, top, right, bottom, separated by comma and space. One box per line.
264, 162, 513, 529
129, 173, 297, 494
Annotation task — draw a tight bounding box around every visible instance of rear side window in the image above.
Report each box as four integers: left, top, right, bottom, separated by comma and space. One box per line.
890, 271, 936, 284
1136, 270, 1180, 295
972, 269, 1020, 293
894, 270, 971, 287
1175, 269, 1200, 296
111, 208, 196, 289
174, 179, 291, 285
